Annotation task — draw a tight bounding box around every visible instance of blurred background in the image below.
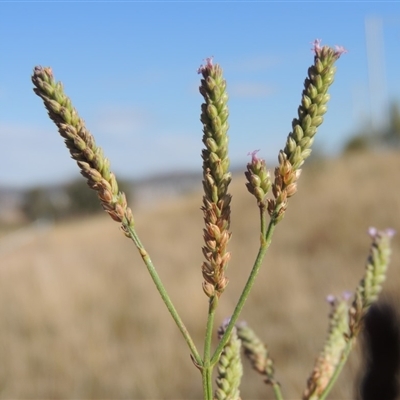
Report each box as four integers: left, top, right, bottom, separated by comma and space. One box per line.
0, 1, 400, 399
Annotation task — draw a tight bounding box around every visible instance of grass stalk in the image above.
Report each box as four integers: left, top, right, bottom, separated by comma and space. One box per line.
31, 66, 202, 369
211, 218, 276, 366
125, 225, 202, 366
201, 364, 213, 400
272, 382, 285, 400
202, 295, 218, 399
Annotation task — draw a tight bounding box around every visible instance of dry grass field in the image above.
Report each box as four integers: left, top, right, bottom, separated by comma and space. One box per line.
0, 151, 399, 399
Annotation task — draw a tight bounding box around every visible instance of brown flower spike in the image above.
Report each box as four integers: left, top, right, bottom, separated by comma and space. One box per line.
198, 58, 232, 298
31, 66, 134, 233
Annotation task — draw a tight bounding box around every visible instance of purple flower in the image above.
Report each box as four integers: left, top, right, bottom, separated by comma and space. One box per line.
368, 227, 378, 238
334, 45, 348, 58
248, 149, 261, 163
218, 316, 233, 338
197, 56, 214, 74
368, 226, 396, 239
326, 294, 336, 305
385, 228, 396, 238
311, 38, 322, 53
341, 291, 352, 301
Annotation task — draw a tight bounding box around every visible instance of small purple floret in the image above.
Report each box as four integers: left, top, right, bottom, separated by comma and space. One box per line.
311, 38, 322, 53
222, 316, 231, 328
368, 227, 378, 238
197, 56, 214, 74
326, 294, 336, 305
311, 39, 347, 59
248, 149, 261, 163
385, 228, 396, 238
218, 316, 232, 339
368, 226, 396, 239
342, 291, 352, 301
334, 45, 348, 57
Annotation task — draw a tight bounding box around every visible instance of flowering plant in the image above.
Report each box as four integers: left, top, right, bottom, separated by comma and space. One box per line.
31, 40, 394, 400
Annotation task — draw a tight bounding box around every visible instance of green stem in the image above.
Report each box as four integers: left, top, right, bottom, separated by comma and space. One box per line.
260, 205, 267, 238
210, 218, 276, 366
318, 338, 355, 400
125, 224, 202, 366
202, 364, 213, 400
272, 382, 285, 400
202, 296, 217, 399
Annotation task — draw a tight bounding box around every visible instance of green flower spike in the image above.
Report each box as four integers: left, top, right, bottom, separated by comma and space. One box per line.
236, 321, 278, 387
304, 228, 394, 400
245, 150, 272, 209
31, 66, 134, 234
214, 320, 243, 400
198, 57, 232, 299
349, 227, 396, 337
303, 293, 351, 400
268, 40, 347, 222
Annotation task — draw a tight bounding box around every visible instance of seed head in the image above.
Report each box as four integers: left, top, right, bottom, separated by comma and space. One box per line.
199, 58, 232, 298
32, 66, 134, 233
268, 40, 346, 222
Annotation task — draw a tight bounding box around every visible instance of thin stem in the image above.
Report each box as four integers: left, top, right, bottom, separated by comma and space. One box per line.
211, 219, 276, 366
260, 206, 267, 238
202, 364, 213, 400
202, 296, 217, 399
204, 297, 218, 363
272, 382, 285, 400
318, 338, 355, 400
125, 224, 203, 366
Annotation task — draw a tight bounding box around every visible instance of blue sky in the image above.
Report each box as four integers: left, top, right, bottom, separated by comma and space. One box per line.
0, 1, 399, 188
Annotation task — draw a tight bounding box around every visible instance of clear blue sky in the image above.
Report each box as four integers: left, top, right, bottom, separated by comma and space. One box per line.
1, 1, 399, 188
